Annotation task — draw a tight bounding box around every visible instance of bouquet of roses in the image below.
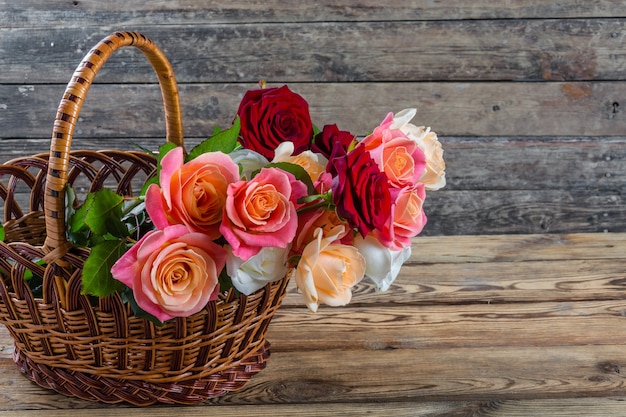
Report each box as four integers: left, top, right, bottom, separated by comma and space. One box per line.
68, 84, 445, 324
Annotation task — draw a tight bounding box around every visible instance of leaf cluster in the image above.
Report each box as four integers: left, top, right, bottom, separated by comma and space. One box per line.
67, 187, 138, 298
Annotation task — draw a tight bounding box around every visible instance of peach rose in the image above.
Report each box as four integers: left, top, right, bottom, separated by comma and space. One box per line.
111, 225, 226, 322
221, 167, 307, 260
294, 208, 350, 254
145, 147, 240, 239
295, 226, 366, 312
360, 111, 426, 189
391, 108, 446, 191
272, 141, 328, 182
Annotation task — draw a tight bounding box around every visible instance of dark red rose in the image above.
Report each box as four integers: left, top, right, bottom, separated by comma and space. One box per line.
312, 124, 355, 160
329, 144, 393, 237
236, 85, 313, 160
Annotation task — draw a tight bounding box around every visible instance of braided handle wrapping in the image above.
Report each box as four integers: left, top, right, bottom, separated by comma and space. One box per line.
43, 31, 184, 255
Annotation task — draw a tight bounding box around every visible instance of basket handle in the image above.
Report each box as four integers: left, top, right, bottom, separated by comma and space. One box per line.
43, 31, 184, 257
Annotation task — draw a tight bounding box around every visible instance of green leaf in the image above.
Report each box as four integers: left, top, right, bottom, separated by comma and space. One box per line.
264, 161, 317, 195
24, 259, 45, 282
69, 192, 93, 235
122, 200, 151, 239
84, 189, 125, 236
81, 240, 127, 297
218, 267, 239, 297
0, 224, 5, 242
312, 123, 321, 137
141, 175, 159, 196
187, 116, 241, 160
64, 184, 77, 224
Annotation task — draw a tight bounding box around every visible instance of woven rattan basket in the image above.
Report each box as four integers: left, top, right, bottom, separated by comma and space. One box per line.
0, 31, 290, 405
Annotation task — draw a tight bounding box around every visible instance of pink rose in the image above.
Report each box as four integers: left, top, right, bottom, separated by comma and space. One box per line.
221, 167, 307, 260
375, 185, 427, 249
145, 147, 240, 239
111, 225, 227, 322
361, 112, 427, 189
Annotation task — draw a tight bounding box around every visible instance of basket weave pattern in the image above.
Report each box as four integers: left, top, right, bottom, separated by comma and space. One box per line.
0, 32, 289, 405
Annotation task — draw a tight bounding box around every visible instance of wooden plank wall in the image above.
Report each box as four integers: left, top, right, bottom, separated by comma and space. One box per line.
1, 1, 625, 235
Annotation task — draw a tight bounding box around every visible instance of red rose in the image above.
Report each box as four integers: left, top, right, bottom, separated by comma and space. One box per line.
329, 144, 392, 237
312, 124, 355, 160
236, 85, 314, 160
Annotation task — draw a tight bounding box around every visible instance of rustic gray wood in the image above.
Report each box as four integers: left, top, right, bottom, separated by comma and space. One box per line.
1, 3, 624, 237
2, 20, 626, 83
2, 0, 626, 27
2, 82, 625, 139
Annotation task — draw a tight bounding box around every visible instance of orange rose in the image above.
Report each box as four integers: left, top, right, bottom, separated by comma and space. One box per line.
146, 147, 239, 239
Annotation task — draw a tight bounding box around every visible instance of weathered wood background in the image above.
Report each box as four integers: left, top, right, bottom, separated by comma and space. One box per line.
1, 1, 625, 235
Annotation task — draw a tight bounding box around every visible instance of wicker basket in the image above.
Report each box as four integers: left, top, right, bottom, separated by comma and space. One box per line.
0, 31, 290, 405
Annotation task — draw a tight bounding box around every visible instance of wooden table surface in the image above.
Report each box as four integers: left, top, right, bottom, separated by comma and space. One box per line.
0, 232, 625, 416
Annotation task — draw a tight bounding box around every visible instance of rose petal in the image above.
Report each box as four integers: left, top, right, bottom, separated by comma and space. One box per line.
145, 183, 171, 229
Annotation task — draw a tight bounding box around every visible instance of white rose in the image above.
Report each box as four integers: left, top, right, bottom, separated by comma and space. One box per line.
228, 149, 269, 180
354, 233, 411, 292
226, 246, 289, 295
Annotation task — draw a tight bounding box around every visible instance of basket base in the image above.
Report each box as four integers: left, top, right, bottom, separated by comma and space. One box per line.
13, 342, 271, 406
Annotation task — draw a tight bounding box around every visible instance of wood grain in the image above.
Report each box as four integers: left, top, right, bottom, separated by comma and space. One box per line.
0, 233, 622, 412
269, 301, 626, 350
2, 2, 626, 414
281, 259, 626, 306
408, 232, 626, 263
424, 189, 625, 235
2, 1, 626, 26
2, 20, 626, 83
2, 82, 625, 139
2, 8, 626, 236
2, 398, 626, 416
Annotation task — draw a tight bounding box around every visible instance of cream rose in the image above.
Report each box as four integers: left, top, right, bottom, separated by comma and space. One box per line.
295, 226, 365, 312
272, 141, 328, 182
